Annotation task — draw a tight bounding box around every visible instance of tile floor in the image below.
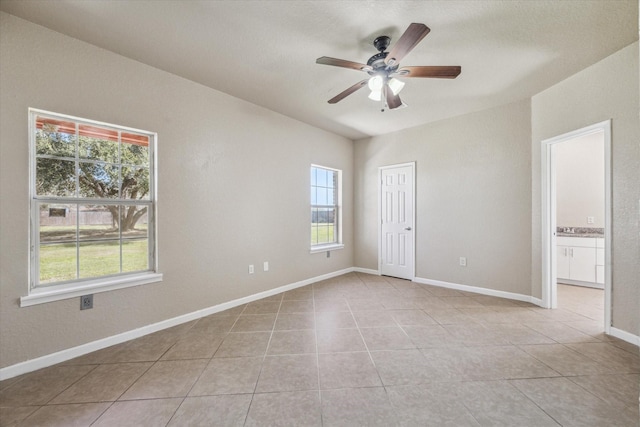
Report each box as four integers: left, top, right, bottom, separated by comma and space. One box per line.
1, 273, 638, 426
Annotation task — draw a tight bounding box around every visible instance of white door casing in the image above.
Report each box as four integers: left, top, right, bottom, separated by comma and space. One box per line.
541, 120, 611, 333
379, 163, 415, 280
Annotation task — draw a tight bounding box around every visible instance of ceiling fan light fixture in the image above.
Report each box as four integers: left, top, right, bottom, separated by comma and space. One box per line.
367, 75, 384, 92
368, 90, 382, 101
388, 78, 405, 95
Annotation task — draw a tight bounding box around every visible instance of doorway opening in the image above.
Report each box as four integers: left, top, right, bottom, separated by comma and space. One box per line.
541, 120, 611, 334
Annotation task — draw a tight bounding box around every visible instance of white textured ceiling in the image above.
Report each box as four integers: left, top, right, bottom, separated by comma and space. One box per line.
1, 0, 637, 140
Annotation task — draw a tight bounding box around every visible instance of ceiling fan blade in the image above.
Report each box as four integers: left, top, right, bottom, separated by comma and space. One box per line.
385, 23, 430, 66
328, 79, 368, 104
396, 65, 461, 79
316, 56, 372, 72
385, 87, 403, 110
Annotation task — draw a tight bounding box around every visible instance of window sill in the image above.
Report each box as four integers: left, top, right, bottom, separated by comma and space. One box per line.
310, 244, 344, 254
20, 272, 163, 307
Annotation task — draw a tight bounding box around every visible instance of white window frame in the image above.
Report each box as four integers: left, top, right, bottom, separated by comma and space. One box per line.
21, 109, 162, 307
310, 164, 344, 253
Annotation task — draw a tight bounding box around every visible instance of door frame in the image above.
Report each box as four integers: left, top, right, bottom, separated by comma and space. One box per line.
540, 120, 611, 333
378, 162, 416, 280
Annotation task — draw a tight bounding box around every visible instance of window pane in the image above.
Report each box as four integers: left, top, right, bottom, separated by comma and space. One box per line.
35, 117, 76, 158
79, 240, 120, 279
328, 188, 335, 205
317, 224, 330, 244
36, 158, 76, 197
327, 224, 335, 243
311, 224, 318, 245
310, 167, 317, 186
123, 239, 148, 272
121, 166, 150, 200
79, 162, 119, 198
78, 125, 118, 163
327, 170, 336, 188
39, 203, 77, 284
311, 186, 317, 204
317, 187, 328, 205
317, 168, 328, 187
120, 205, 149, 235
40, 203, 77, 243
78, 205, 119, 241
40, 242, 77, 284
122, 204, 148, 272
122, 133, 149, 167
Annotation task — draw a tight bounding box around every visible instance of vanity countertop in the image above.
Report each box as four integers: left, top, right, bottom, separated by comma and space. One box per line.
557, 227, 604, 238
557, 233, 604, 238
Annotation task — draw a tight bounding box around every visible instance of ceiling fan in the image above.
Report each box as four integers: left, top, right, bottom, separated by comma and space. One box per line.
316, 23, 461, 110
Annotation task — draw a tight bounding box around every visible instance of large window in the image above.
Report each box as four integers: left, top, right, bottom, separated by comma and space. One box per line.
310, 165, 343, 251
25, 109, 160, 305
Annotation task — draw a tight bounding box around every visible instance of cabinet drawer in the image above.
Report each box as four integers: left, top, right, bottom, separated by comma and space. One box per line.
557, 237, 596, 248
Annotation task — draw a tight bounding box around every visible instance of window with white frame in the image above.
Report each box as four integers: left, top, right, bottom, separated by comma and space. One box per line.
26, 109, 159, 304
310, 165, 342, 251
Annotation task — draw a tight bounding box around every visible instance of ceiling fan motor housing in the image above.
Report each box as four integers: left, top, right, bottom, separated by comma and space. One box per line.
373, 35, 391, 52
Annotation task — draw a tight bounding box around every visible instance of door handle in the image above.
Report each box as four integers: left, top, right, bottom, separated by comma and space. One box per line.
404, 227, 412, 231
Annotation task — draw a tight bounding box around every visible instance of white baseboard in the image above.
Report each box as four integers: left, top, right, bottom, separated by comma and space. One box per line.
353, 267, 380, 275
413, 276, 542, 306
4, 268, 636, 380
530, 297, 545, 307
610, 327, 640, 347
0, 267, 355, 381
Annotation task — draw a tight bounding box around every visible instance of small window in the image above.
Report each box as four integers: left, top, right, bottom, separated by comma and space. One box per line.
310, 165, 343, 251
24, 109, 161, 305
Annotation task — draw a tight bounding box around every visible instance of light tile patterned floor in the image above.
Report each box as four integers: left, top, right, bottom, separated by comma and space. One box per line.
1, 273, 638, 426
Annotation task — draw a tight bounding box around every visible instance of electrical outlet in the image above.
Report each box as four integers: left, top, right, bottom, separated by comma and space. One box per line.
587, 216, 594, 224
80, 294, 93, 310
459, 257, 467, 267
248, 265, 254, 274
263, 261, 269, 272
326, 251, 331, 258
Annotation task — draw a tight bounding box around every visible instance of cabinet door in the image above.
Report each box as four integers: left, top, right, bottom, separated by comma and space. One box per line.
596, 266, 604, 284
557, 246, 571, 280
570, 246, 596, 282
596, 248, 604, 265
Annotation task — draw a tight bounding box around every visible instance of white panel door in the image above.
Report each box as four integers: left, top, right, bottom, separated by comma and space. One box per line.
380, 164, 414, 280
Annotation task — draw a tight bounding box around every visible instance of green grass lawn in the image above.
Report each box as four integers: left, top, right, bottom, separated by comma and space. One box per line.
39, 239, 148, 284
311, 224, 335, 245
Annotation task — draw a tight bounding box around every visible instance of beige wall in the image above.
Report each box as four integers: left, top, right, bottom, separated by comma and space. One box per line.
531, 42, 639, 335
354, 100, 533, 295
0, 13, 353, 369
556, 132, 605, 228
1, 11, 638, 372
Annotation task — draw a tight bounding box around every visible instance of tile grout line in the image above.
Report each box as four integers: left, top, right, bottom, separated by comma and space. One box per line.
242, 293, 284, 427
165, 308, 245, 426
311, 283, 324, 426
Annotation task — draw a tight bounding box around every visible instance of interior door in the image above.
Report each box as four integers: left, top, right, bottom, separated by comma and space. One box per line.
380, 163, 415, 280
